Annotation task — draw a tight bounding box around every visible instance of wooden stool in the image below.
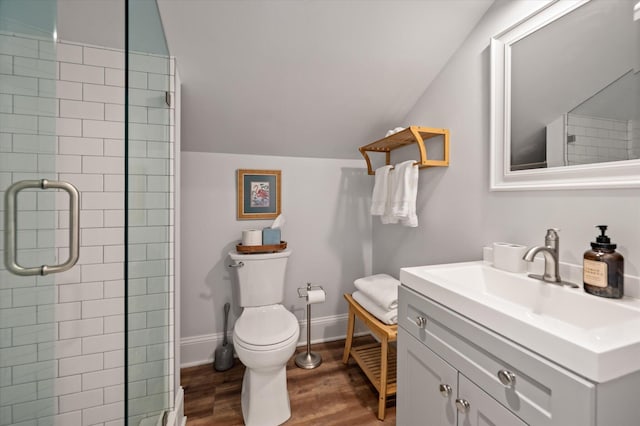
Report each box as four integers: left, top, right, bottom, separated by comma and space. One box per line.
342, 293, 398, 420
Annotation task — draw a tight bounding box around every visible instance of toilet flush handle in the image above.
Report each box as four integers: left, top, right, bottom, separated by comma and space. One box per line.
228, 261, 244, 268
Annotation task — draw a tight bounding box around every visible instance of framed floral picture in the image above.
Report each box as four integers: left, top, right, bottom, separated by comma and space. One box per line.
237, 169, 281, 220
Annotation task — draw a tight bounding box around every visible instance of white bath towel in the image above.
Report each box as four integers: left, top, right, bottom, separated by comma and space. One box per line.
380, 166, 397, 224
354, 273, 400, 310
370, 165, 393, 216
352, 291, 398, 325
388, 160, 418, 227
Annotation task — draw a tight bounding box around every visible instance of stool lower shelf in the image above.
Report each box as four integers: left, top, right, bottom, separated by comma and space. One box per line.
351, 342, 397, 398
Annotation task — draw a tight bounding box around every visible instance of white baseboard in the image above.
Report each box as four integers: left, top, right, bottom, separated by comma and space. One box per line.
180, 313, 370, 368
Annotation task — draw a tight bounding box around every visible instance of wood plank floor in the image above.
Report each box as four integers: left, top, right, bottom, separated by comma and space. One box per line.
182, 336, 396, 425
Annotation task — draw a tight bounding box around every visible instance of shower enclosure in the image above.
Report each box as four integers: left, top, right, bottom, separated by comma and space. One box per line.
0, 0, 178, 424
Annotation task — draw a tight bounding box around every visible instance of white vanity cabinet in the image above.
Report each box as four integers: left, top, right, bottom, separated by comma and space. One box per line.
457, 373, 526, 426
397, 285, 597, 426
398, 326, 526, 426
397, 327, 457, 426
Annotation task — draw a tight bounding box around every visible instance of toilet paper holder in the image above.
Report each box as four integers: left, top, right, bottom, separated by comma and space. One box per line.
297, 282, 324, 299
295, 282, 324, 369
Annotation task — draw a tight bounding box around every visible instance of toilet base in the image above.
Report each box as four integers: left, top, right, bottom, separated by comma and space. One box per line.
241, 366, 291, 426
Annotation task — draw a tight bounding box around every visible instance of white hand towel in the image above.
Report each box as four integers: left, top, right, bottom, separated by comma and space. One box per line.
354, 273, 400, 310
380, 167, 398, 224
399, 161, 418, 227
352, 291, 398, 325
388, 160, 414, 216
370, 165, 393, 216
382, 160, 418, 227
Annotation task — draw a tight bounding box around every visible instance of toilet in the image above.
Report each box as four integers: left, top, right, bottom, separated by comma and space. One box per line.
229, 249, 300, 426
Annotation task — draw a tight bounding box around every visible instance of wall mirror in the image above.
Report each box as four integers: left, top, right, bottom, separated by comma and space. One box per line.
490, 0, 640, 190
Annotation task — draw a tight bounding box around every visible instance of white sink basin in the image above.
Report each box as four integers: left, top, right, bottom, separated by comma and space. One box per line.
400, 261, 640, 383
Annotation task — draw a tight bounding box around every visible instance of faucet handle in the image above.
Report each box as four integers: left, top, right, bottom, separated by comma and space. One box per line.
545, 228, 560, 249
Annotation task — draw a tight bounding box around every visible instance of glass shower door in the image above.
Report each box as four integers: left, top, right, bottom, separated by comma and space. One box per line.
0, 0, 76, 424
126, 0, 173, 424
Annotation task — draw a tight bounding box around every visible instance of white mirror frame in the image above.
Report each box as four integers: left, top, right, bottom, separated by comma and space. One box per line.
490, 0, 640, 191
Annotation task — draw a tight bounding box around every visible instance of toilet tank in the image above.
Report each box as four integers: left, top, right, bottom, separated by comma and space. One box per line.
229, 249, 291, 307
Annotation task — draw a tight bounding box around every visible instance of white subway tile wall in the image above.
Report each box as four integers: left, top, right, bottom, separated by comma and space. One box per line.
566, 113, 631, 165
0, 33, 175, 426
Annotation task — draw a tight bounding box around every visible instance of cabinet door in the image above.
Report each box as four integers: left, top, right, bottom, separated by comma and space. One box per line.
456, 374, 527, 426
398, 328, 457, 426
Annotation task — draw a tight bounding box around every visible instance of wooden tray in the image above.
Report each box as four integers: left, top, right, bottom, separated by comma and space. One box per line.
236, 241, 287, 254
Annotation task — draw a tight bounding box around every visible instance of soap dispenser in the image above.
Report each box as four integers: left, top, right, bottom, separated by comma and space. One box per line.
583, 225, 624, 298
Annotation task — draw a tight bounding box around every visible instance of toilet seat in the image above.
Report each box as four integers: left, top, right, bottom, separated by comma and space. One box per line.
234, 305, 299, 351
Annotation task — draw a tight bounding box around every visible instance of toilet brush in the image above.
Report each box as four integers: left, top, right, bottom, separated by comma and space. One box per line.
214, 302, 234, 371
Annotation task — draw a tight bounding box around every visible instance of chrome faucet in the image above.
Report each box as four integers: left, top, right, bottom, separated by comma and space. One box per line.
523, 229, 578, 288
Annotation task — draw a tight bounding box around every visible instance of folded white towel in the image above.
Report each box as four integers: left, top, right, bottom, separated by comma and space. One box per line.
370, 165, 393, 216
385, 127, 406, 137
354, 273, 400, 310
352, 291, 398, 325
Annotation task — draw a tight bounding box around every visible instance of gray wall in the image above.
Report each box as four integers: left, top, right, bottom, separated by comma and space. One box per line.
180, 152, 372, 365
374, 0, 640, 279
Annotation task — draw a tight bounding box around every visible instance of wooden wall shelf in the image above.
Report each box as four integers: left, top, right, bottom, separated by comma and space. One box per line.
359, 126, 450, 175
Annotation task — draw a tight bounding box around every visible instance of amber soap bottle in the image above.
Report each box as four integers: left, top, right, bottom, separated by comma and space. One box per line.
583, 225, 624, 298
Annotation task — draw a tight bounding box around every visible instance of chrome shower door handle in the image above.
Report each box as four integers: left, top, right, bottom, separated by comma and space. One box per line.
4, 179, 80, 276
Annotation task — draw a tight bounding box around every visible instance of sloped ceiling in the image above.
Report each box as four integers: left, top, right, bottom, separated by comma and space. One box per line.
57, 0, 124, 50
158, 1, 493, 159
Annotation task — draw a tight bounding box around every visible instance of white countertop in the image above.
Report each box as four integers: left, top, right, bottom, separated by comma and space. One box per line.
400, 261, 640, 383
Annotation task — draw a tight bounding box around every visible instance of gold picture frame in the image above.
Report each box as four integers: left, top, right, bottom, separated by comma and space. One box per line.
237, 169, 282, 220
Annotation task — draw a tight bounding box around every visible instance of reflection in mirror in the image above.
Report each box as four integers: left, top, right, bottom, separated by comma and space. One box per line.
509, 0, 639, 171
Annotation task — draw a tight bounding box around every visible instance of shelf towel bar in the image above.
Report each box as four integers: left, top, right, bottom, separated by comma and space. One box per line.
359, 126, 449, 175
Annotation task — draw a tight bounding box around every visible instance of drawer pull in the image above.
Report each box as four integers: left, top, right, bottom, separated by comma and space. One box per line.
455, 398, 470, 413
439, 384, 452, 397
498, 369, 516, 386
414, 316, 427, 327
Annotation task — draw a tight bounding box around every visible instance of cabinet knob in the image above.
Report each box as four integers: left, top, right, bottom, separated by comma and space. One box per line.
497, 369, 516, 386
455, 398, 470, 413
414, 316, 427, 327
439, 384, 452, 397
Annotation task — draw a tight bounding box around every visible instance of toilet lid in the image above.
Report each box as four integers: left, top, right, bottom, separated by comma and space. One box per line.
234, 305, 298, 346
